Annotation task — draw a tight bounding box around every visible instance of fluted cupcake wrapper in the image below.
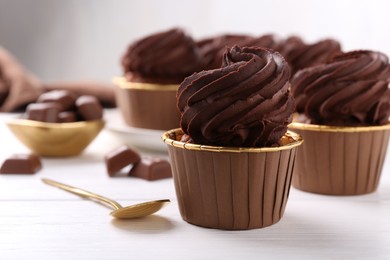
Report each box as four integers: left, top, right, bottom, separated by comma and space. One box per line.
290, 122, 390, 195
113, 77, 180, 130
163, 129, 303, 230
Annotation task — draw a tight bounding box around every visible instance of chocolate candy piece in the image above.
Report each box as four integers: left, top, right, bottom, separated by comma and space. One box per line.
44, 81, 116, 108
0, 154, 42, 174
76, 95, 103, 121
129, 157, 172, 181
37, 90, 76, 111
25, 102, 61, 122
105, 145, 141, 177
59, 111, 77, 123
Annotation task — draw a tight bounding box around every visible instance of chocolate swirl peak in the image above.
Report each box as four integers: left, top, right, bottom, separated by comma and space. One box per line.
121, 28, 203, 84
197, 34, 283, 70
291, 50, 390, 126
196, 34, 254, 70
177, 46, 295, 147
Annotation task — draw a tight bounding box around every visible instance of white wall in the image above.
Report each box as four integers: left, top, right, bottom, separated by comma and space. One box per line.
0, 0, 389, 82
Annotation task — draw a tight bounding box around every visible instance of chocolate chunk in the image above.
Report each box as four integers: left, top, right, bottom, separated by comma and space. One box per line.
0, 154, 42, 174
76, 95, 103, 121
43, 81, 116, 108
25, 102, 61, 122
59, 111, 77, 123
104, 145, 141, 177
129, 157, 172, 181
37, 90, 77, 111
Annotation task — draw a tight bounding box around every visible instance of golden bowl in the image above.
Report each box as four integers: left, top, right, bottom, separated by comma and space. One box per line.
6, 119, 105, 157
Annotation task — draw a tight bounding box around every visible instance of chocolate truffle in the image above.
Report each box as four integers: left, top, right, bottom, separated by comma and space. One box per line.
0, 154, 42, 174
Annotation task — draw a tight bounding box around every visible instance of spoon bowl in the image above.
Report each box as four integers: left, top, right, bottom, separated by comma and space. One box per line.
110, 199, 170, 219
42, 178, 170, 219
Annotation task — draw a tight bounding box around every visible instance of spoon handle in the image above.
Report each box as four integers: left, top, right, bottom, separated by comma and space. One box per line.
42, 178, 122, 210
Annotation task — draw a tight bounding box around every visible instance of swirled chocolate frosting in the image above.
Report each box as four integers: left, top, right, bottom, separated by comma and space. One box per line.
284, 39, 342, 76
291, 50, 390, 126
197, 34, 282, 70
196, 34, 254, 70
177, 46, 295, 147
121, 28, 203, 84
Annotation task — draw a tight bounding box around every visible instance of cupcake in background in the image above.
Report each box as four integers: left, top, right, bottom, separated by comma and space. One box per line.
290, 50, 390, 195
163, 46, 303, 230
196, 33, 283, 70
196, 34, 253, 70
280, 38, 342, 77
196, 33, 341, 80
115, 28, 204, 130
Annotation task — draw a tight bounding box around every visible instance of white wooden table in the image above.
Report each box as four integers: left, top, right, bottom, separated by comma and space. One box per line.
0, 111, 389, 260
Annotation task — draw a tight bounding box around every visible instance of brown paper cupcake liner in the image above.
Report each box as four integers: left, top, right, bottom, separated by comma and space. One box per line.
289, 122, 390, 195
163, 129, 303, 230
113, 77, 180, 130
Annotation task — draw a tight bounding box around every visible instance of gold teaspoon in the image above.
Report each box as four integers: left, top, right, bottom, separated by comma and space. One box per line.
42, 178, 170, 219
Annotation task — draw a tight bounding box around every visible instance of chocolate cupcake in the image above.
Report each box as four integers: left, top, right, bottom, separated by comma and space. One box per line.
281, 38, 342, 77
163, 46, 303, 230
290, 50, 390, 195
115, 28, 203, 130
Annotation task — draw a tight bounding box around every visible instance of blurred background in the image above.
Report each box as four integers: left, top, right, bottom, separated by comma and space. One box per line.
0, 0, 389, 83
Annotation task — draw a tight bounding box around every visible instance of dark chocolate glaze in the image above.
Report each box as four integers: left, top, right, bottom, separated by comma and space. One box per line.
291, 50, 390, 126
177, 46, 295, 147
122, 28, 203, 84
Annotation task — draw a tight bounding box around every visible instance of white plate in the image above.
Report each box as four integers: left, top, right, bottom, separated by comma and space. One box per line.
104, 109, 167, 152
